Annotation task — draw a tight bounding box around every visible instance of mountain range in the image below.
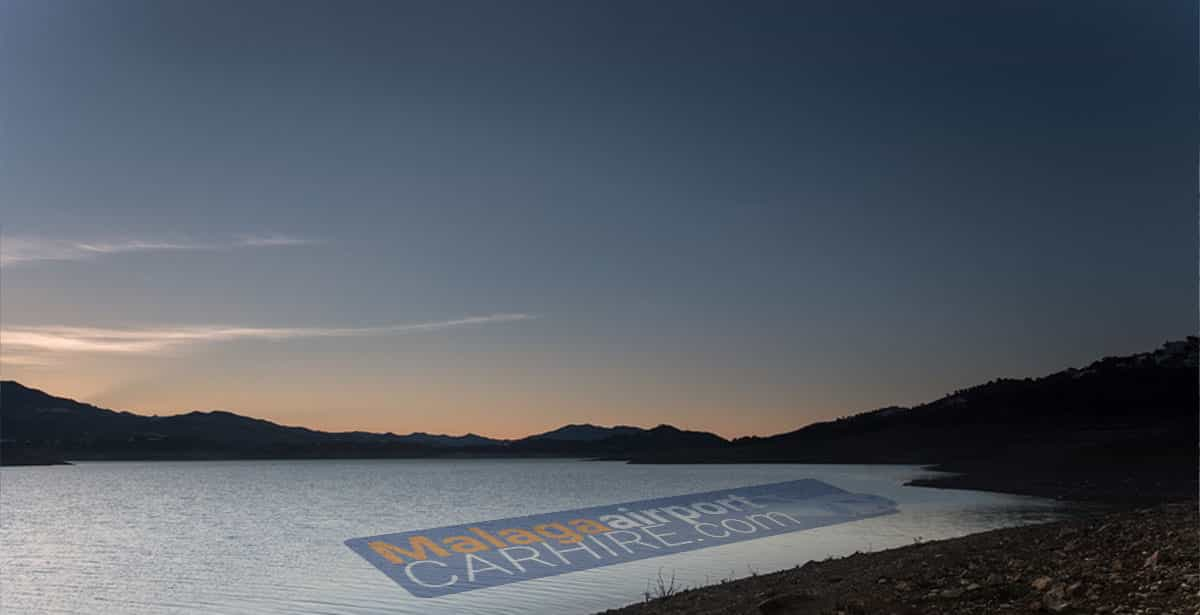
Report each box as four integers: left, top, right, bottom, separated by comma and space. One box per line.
634, 337, 1198, 460
0, 382, 727, 463
625, 337, 1198, 501
3, 338, 1196, 479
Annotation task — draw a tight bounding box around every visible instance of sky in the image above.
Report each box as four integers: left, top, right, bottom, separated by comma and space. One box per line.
1, 0, 1195, 439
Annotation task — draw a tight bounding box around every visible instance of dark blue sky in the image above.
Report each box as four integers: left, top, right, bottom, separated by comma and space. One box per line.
2, 0, 1195, 437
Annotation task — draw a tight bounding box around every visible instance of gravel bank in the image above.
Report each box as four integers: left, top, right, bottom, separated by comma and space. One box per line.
600, 501, 1197, 615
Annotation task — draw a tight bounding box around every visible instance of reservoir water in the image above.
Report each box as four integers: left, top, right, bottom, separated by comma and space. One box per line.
0, 459, 1064, 614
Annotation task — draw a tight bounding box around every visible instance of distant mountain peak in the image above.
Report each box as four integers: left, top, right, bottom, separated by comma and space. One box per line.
526, 423, 647, 441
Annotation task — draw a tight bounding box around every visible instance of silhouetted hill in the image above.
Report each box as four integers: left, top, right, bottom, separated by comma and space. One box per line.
524, 424, 646, 441
507, 424, 728, 457
400, 432, 502, 448
626, 338, 1198, 500
0, 382, 508, 461
0, 382, 721, 462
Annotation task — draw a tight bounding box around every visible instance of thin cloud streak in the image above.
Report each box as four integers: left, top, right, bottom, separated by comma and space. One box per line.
0, 234, 321, 267
235, 234, 322, 247
0, 314, 537, 363
0, 353, 56, 367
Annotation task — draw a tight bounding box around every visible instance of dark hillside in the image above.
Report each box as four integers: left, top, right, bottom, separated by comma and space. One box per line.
629, 338, 1197, 501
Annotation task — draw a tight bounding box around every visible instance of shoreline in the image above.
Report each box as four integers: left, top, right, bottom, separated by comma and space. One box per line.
600, 500, 1198, 615
904, 462, 1198, 508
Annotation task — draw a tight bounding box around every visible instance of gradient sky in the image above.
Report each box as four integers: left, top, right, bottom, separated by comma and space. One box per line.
1, 1, 1195, 438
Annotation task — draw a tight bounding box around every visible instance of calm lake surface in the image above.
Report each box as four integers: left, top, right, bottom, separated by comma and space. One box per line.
1, 460, 1064, 614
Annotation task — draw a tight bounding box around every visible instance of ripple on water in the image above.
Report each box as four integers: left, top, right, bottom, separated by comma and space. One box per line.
0, 460, 1064, 614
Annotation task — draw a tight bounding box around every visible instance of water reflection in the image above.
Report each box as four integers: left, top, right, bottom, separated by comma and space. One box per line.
0, 460, 1065, 615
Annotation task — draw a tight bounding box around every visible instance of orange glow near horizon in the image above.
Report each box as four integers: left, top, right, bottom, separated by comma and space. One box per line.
2, 368, 852, 441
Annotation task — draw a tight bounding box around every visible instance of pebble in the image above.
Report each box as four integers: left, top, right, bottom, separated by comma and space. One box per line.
1144, 551, 1160, 568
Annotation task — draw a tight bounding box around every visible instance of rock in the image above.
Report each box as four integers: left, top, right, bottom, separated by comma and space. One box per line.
757, 592, 817, 614
967, 583, 981, 591
1031, 576, 1054, 591
941, 588, 964, 598
895, 581, 910, 591
1043, 585, 1070, 612
1144, 550, 1160, 568
1066, 581, 1082, 596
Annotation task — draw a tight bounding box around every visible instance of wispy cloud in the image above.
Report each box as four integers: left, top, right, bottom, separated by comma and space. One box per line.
235, 234, 321, 248
0, 234, 321, 267
0, 314, 536, 364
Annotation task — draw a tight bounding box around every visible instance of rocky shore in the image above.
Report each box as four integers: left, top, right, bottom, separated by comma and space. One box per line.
601, 501, 1198, 615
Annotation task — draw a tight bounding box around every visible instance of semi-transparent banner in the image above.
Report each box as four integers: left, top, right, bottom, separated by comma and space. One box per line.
345, 478, 897, 598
